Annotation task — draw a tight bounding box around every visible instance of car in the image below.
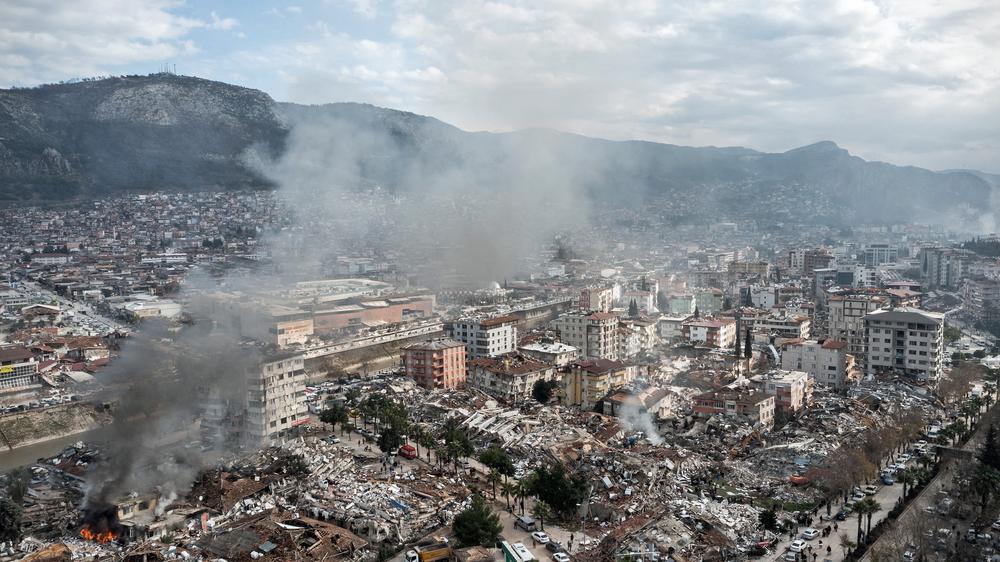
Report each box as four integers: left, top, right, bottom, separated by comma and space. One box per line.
405, 550, 419, 562
514, 516, 537, 532
801, 528, 820, 540
789, 539, 807, 552
835, 509, 849, 521
897, 454, 912, 462
532, 531, 551, 544
881, 474, 895, 485
992, 519, 1000, 531
783, 552, 799, 561
862, 485, 879, 495
902, 550, 917, 561
552, 554, 570, 562
545, 542, 564, 553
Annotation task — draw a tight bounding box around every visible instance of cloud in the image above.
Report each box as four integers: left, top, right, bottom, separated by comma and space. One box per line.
0, 0, 203, 85
208, 11, 238, 31
260, 0, 1000, 171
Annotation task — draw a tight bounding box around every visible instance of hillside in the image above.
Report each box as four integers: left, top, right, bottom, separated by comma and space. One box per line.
0, 74, 993, 225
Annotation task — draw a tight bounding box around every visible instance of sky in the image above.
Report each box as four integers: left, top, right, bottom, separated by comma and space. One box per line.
2, 0, 998, 172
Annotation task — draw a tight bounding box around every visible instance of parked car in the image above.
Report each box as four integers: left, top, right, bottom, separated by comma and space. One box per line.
881, 473, 895, 485
552, 554, 570, 562
531, 531, 551, 545
405, 550, 419, 562
790, 539, 807, 552
514, 516, 537, 532
545, 542, 564, 553
801, 528, 820, 540
862, 485, 879, 495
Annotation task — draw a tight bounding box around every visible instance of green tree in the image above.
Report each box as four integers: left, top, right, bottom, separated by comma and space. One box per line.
320, 404, 349, 433
856, 498, 880, 539
452, 495, 503, 547
487, 469, 503, 500
501, 481, 518, 510
981, 425, 1000, 471
758, 509, 778, 531
0, 497, 21, 541
526, 463, 589, 519
944, 324, 962, 344
628, 299, 639, 318
975, 464, 1000, 512
531, 500, 552, 531
479, 447, 515, 480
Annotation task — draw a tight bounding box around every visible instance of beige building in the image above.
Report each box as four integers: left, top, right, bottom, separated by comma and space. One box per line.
864, 307, 945, 381
579, 287, 614, 313
780, 338, 854, 388
245, 354, 309, 445
563, 359, 639, 411
552, 311, 619, 360
0, 346, 39, 391
751, 369, 813, 415
518, 340, 579, 367
468, 353, 557, 402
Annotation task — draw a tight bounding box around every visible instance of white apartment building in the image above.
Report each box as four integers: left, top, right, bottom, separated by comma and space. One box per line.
448, 315, 519, 360
780, 338, 852, 388
551, 311, 619, 360
245, 354, 309, 445
518, 341, 579, 367
864, 307, 945, 381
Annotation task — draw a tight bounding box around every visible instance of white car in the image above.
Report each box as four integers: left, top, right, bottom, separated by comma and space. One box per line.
405, 550, 419, 562
532, 531, 550, 544
783, 552, 799, 561
862, 485, 879, 495
801, 528, 820, 540
552, 554, 570, 562
790, 539, 807, 552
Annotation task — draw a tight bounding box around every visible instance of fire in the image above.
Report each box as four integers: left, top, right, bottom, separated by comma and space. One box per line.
80, 525, 116, 544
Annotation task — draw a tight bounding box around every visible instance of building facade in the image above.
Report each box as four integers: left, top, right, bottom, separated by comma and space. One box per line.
245, 354, 308, 445
468, 353, 557, 402
864, 307, 945, 381
752, 370, 813, 415
827, 293, 888, 364
563, 359, 638, 411
0, 346, 39, 391
780, 339, 852, 388
402, 339, 467, 389
692, 389, 775, 428
682, 318, 737, 348
579, 287, 614, 313
552, 311, 619, 360
448, 315, 519, 361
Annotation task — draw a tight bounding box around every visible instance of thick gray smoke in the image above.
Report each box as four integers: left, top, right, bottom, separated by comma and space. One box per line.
618, 401, 664, 446
82, 275, 258, 509
257, 105, 595, 287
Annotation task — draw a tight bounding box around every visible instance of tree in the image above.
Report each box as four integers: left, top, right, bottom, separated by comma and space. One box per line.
856, 498, 880, 538
759, 509, 778, 531
526, 463, 589, 519
320, 404, 349, 433
693, 305, 700, 319
744, 328, 752, 359
839, 533, 856, 557
479, 447, 515, 480
979, 424, 1000, 471
532, 379, 553, 403
452, 495, 503, 547
944, 324, 962, 344
501, 481, 518, 510
628, 299, 639, 318
487, 469, 503, 500
0, 497, 21, 541
531, 500, 552, 531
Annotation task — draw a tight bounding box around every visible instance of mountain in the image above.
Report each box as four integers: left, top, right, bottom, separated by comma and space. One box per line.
0, 74, 993, 226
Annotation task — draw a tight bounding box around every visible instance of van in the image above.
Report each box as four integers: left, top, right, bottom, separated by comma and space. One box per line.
514, 516, 537, 532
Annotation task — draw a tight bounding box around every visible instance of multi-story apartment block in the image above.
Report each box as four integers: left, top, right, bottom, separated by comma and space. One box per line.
563, 359, 639, 411
468, 353, 557, 402
751, 369, 812, 415
447, 315, 519, 361
245, 354, 308, 445
579, 287, 614, 313
780, 338, 853, 388
920, 247, 974, 290
0, 346, 39, 391
827, 293, 888, 364
681, 318, 737, 348
402, 339, 467, 389
551, 311, 619, 360
518, 340, 579, 367
692, 389, 775, 428
964, 276, 1000, 323
864, 307, 945, 381
862, 244, 898, 266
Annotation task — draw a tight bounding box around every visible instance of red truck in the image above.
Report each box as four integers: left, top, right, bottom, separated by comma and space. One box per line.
398, 444, 417, 460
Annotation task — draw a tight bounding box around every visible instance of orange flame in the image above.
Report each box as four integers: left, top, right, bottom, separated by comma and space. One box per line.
80, 525, 116, 544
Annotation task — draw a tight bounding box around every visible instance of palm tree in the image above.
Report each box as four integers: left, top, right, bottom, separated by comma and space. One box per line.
487, 469, 503, 500
897, 468, 913, 497
409, 424, 425, 458
501, 481, 518, 510
856, 497, 880, 538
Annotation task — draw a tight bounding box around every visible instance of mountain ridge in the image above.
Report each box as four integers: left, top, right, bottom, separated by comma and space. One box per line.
0, 73, 993, 226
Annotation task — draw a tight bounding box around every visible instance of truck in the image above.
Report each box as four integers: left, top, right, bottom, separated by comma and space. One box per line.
413, 542, 451, 562
398, 444, 417, 460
